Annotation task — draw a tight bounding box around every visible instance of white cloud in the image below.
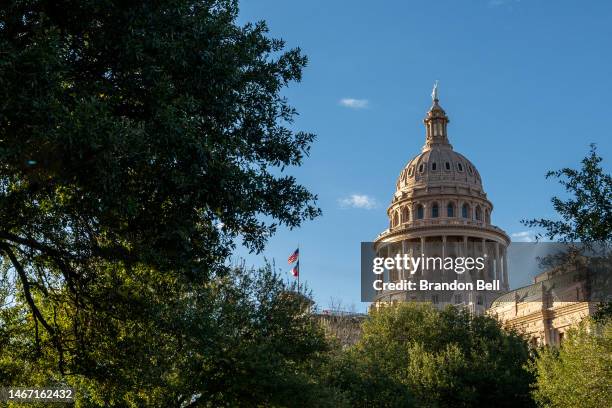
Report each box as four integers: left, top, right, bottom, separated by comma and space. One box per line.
339, 98, 369, 109
488, 0, 520, 7
511, 231, 536, 242
338, 194, 378, 210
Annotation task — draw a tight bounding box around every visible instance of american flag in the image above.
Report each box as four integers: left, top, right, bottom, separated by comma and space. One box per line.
288, 248, 299, 264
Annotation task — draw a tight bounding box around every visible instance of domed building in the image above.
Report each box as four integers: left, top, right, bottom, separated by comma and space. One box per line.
373, 85, 510, 315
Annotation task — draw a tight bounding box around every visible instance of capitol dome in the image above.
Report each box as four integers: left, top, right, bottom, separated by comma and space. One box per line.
396, 98, 483, 192
373, 84, 510, 315
397, 147, 483, 192
385, 91, 499, 230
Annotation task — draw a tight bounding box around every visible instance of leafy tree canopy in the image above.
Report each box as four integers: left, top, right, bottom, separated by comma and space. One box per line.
1, 263, 337, 407
0, 1, 322, 405
0, 0, 319, 298
531, 320, 612, 408
522, 144, 611, 245
324, 303, 535, 408
523, 145, 612, 322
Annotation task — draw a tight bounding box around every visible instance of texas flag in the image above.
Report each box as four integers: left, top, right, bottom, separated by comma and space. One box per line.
288, 248, 299, 264
290, 261, 299, 278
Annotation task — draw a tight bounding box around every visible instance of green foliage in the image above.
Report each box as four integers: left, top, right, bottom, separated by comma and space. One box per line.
593, 301, 612, 324
0, 0, 320, 280
335, 303, 535, 408
322, 348, 414, 408
521, 145, 611, 406
531, 320, 612, 408
0, 1, 324, 405
1, 264, 335, 407
522, 144, 612, 244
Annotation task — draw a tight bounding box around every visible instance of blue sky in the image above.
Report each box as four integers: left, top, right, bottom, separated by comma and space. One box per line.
236, 0, 612, 311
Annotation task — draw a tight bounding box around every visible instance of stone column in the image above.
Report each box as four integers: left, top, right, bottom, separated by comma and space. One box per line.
420, 237, 426, 277
480, 238, 486, 281
503, 246, 509, 290
385, 244, 391, 284
401, 239, 408, 281
442, 235, 447, 278
494, 242, 500, 282
455, 199, 460, 221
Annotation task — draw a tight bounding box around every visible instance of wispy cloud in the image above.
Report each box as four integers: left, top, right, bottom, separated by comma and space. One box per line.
511, 231, 536, 242
488, 0, 520, 7
338, 194, 378, 210
339, 98, 369, 109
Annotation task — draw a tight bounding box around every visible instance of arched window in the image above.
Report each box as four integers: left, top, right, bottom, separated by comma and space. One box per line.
431, 162, 437, 171
447, 202, 455, 217
457, 163, 464, 172
485, 209, 490, 224
417, 205, 424, 220
419, 163, 424, 173
402, 207, 410, 223
393, 211, 399, 227
445, 162, 451, 170
475, 206, 482, 221
462, 203, 469, 219
432, 203, 439, 218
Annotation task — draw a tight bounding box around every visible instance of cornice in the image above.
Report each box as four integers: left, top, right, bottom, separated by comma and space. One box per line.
375, 221, 510, 245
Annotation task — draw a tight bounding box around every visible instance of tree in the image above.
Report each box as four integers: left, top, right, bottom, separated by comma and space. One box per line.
522, 145, 612, 322
1, 263, 338, 407
0, 0, 321, 405
522, 144, 612, 245
326, 303, 535, 408
593, 301, 612, 324
531, 320, 612, 408
322, 348, 414, 408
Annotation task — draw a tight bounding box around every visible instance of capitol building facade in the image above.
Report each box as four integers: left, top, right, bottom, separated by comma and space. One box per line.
373, 87, 510, 315
371, 86, 598, 342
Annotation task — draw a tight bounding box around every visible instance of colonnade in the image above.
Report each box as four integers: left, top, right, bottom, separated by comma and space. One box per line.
376, 235, 509, 290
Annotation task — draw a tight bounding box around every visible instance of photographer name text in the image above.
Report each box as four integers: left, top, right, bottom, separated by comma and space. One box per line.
373, 279, 501, 291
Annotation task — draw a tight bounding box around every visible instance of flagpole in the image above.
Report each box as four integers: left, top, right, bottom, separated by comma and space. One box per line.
297, 243, 300, 294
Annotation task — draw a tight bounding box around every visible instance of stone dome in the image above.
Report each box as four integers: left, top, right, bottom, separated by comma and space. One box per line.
373, 84, 511, 315
397, 147, 483, 192
382, 90, 505, 235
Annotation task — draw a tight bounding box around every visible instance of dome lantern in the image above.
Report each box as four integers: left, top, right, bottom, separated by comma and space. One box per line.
423, 81, 451, 151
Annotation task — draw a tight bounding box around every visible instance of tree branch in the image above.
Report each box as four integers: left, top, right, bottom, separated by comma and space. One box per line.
0, 231, 84, 304
0, 242, 65, 374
